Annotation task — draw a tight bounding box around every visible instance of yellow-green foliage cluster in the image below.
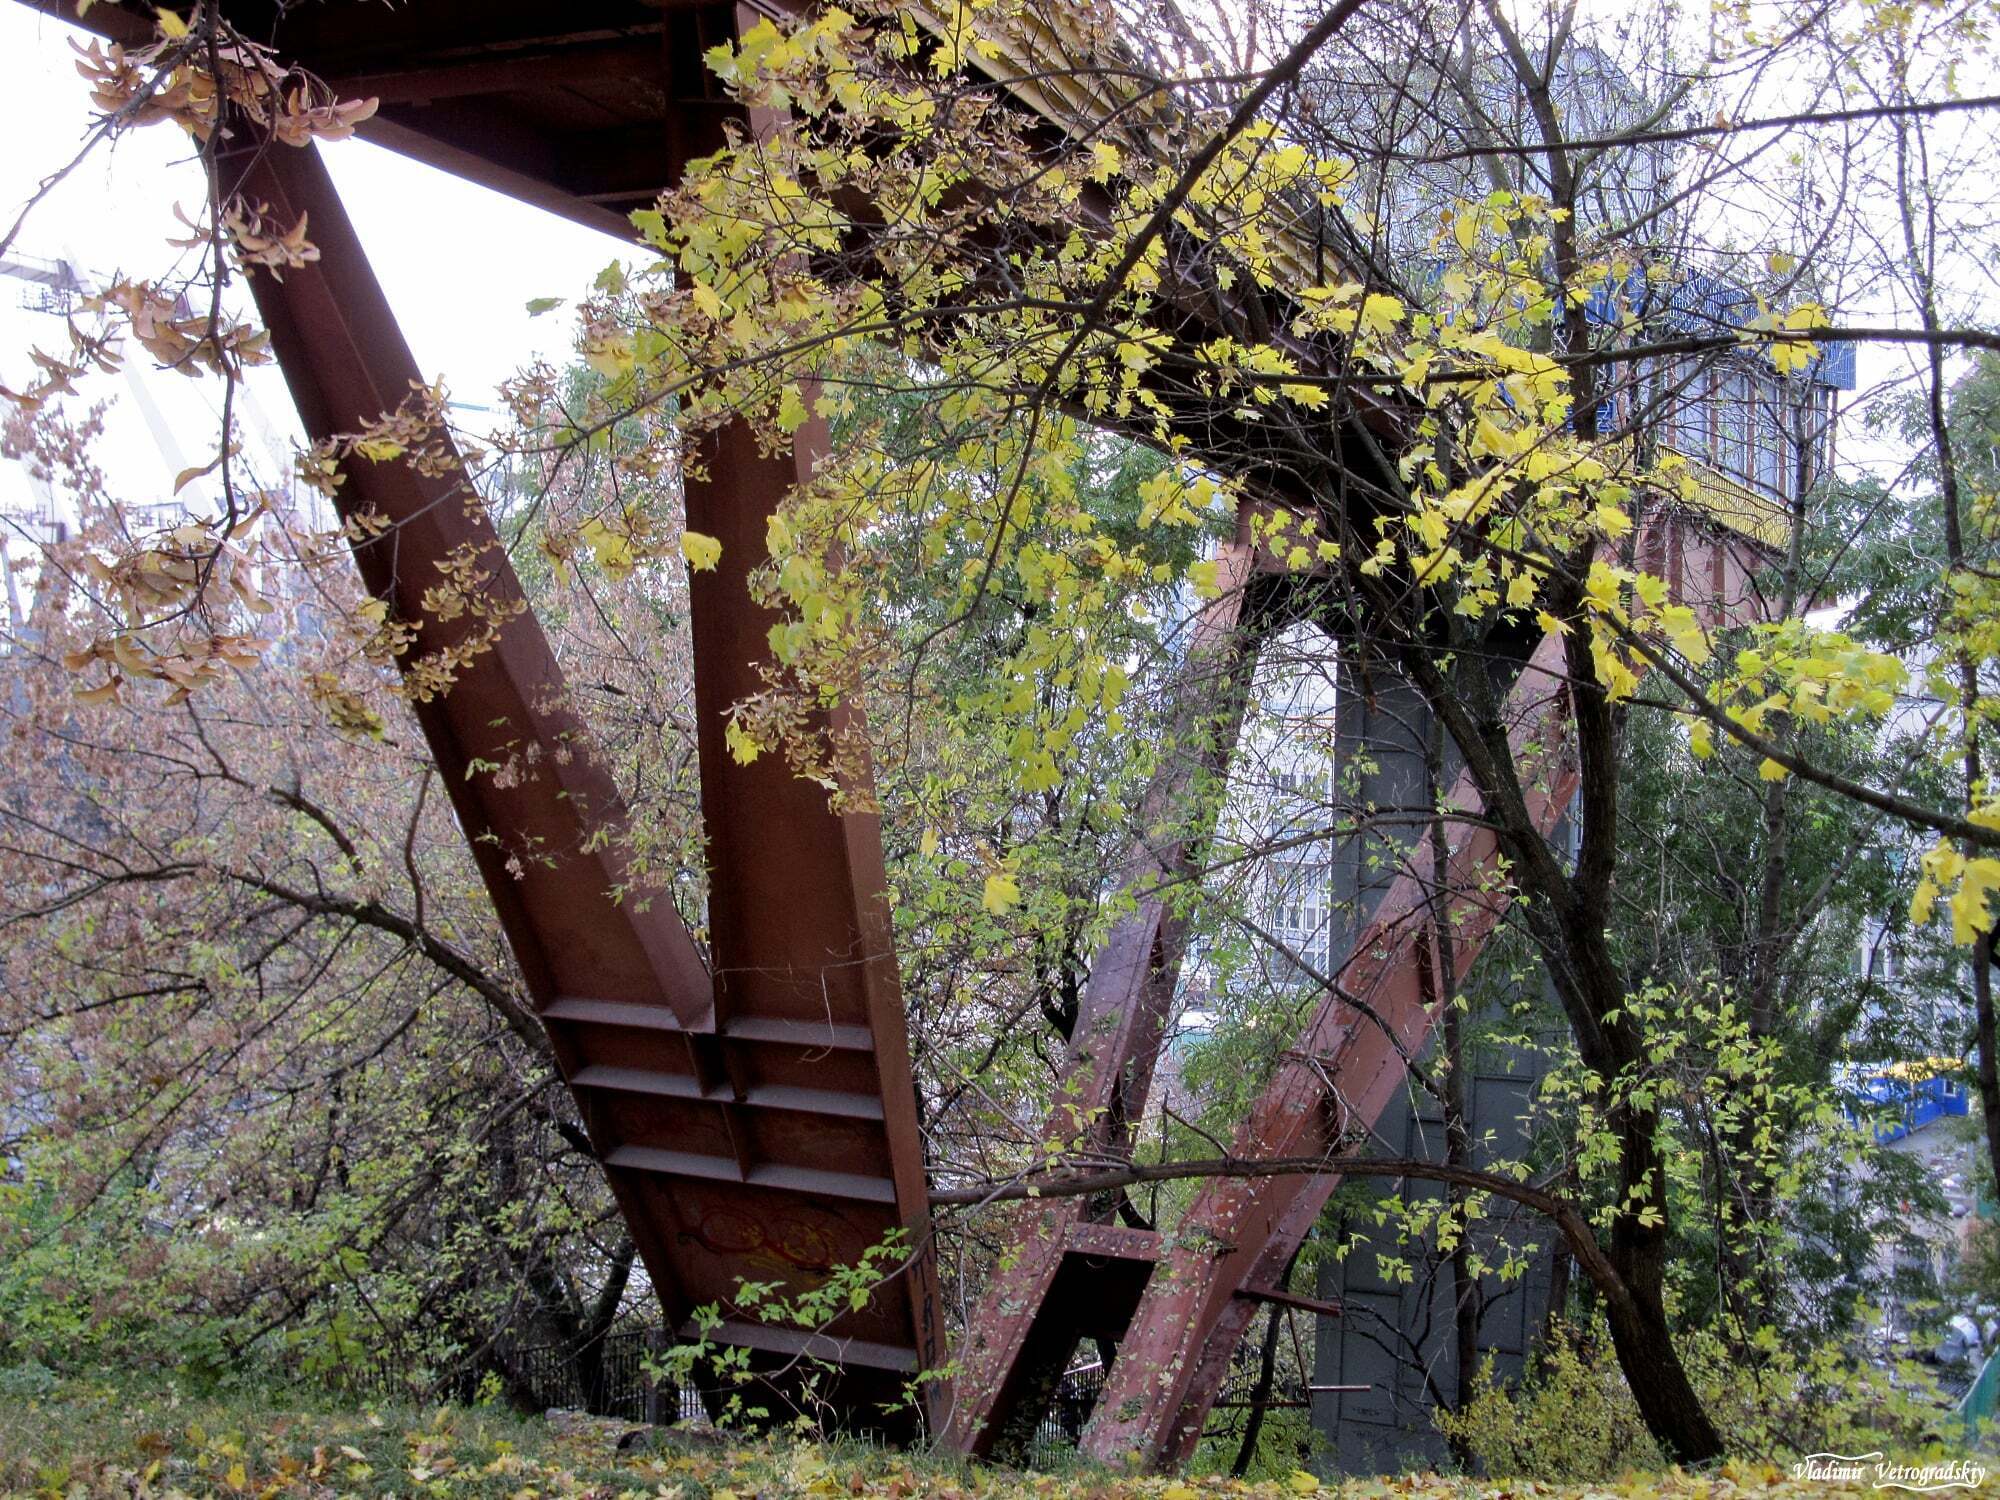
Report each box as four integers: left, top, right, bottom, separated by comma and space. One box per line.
1436, 1321, 1964, 1482
561, 0, 1985, 933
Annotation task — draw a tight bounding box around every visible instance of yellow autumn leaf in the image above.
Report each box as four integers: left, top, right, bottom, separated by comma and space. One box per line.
1912, 874, 1941, 929
579, 518, 636, 581
981, 872, 1020, 915
1360, 293, 1403, 334
1452, 208, 1478, 254
682, 530, 723, 572
583, 333, 635, 378
778, 384, 812, 432
1950, 857, 2000, 943
724, 718, 762, 766
174, 453, 226, 493
1770, 338, 1812, 376
1757, 757, 1789, 782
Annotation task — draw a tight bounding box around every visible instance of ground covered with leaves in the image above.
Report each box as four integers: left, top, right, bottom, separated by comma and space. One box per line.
0, 1381, 1945, 1499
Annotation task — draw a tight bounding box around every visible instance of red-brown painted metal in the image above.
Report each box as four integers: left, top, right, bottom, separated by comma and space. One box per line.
942, 541, 1267, 1458
214, 98, 940, 1440
1078, 629, 1579, 1467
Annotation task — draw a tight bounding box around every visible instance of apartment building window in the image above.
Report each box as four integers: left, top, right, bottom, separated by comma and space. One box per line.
1671, 359, 1709, 454
1717, 371, 1750, 478
1755, 402, 1786, 499
1267, 852, 1331, 971
1861, 918, 1899, 982
1665, 357, 1808, 504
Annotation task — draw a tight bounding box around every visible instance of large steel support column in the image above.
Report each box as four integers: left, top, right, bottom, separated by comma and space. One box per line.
219, 135, 940, 1433
1078, 632, 1579, 1468
215, 139, 714, 1030
943, 542, 1269, 1459
676, 412, 944, 1401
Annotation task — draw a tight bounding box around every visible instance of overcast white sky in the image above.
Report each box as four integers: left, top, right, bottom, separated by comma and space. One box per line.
0, 2, 631, 528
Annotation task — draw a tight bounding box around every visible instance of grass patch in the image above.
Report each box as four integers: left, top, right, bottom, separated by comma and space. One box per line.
0, 1377, 1947, 1497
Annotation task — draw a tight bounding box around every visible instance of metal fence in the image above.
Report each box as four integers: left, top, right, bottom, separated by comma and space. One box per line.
1027, 1364, 1108, 1457
1960, 1343, 2000, 1448
368, 1329, 1299, 1451
508, 1331, 1116, 1442
510, 1326, 703, 1426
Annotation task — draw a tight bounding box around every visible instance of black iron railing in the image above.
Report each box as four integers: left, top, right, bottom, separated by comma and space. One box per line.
509, 1326, 701, 1425
358, 1328, 1302, 1448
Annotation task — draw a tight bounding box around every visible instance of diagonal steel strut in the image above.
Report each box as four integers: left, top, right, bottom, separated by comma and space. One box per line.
942, 539, 1274, 1459
216, 132, 942, 1435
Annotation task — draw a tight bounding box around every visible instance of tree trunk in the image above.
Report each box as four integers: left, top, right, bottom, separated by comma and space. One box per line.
1599, 1253, 1726, 1465
1231, 1306, 1287, 1477
1418, 628, 1724, 1465
1430, 711, 1482, 1464
1974, 933, 2000, 1198
572, 1239, 637, 1416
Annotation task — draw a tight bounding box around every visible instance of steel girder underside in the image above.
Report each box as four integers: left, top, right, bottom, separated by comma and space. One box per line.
22, 0, 1777, 1462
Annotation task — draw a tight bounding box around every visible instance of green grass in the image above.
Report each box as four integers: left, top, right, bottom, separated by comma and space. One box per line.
0, 1377, 1936, 1497
0, 1380, 608, 1497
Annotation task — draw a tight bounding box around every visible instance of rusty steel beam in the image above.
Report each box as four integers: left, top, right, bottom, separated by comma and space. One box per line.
941, 540, 1272, 1461
1237, 1285, 1345, 1321
212, 141, 715, 1033
324, 38, 670, 105
1075, 630, 1580, 1468
217, 124, 940, 1436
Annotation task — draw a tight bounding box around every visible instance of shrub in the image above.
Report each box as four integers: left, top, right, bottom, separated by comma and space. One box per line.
1434, 1318, 1958, 1478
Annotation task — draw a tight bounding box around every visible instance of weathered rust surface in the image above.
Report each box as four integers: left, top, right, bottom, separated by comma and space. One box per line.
941, 541, 1269, 1459
216, 113, 940, 1439
1077, 629, 1580, 1466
